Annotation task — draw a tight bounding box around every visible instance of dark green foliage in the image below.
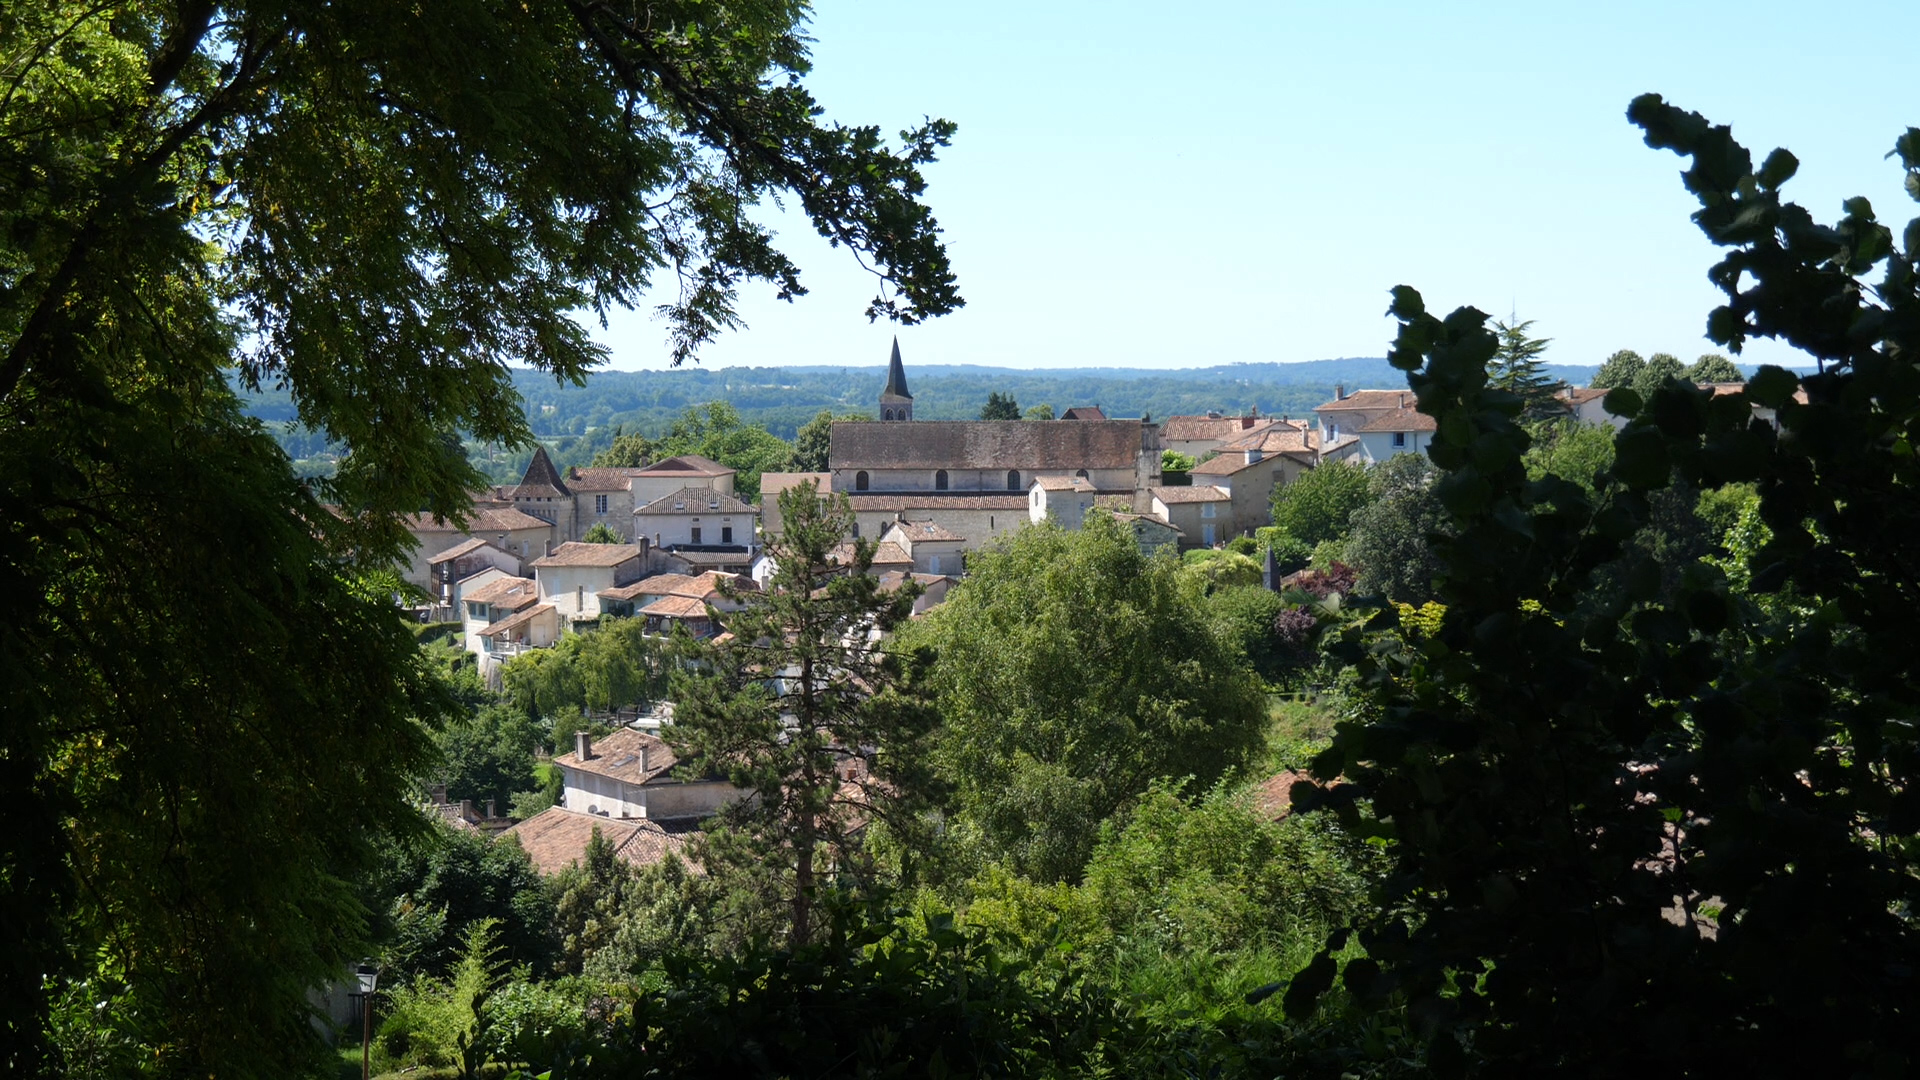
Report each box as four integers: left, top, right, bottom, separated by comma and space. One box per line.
580, 521, 623, 544
899, 516, 1268, 883
1344, 453, 1447, 603
1685, 351, 1745, 382
652, 402, 792, 502
435, 703, 547, 813
553, 903, 1126, 1079
1295, 99, 1920, 1073
589, 426, 657, 468
1631, 350, 1686, 396
500, 618, 668, 720
4, 1, 958, 1071
670, 482, 937, 944
367, 824, 556, 982
1522, 416, 1616, 493
1206, 585, 1291, 681
787, 409, 868, 473
1590, 348, 1645, 389
1270, 460, 1371, 546
1488, 317, 1566, 418
980, 390, 1022, 420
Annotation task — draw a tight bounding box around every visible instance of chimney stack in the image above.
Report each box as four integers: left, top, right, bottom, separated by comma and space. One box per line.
460, 799, 474, 821
1335, 385, 1346, 401
485, 798, 497, 819
431, 784, 448, 805
639, 745, 649, 774
575, 731, 592, 760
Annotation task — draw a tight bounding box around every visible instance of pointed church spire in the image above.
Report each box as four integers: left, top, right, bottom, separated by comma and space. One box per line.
878, 336, 913, 420
882, 336, 912, 401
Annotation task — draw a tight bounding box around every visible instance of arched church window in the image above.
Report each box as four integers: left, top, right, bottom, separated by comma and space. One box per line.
856, 471, 870, 491
883, 408, 893, 421
1006, 470, 1021, 490
1075, 468, 1090, 480
935, 469, 948, 490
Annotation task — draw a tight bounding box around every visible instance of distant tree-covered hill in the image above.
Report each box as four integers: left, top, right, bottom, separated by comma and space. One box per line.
240, 357, 1615, 482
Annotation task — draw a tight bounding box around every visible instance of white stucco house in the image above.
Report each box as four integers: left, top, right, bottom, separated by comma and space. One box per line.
529, 542, 648, 624
553, 728, 744, 822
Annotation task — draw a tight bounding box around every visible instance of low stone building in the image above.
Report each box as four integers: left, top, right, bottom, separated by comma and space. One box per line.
529, 542, 648, 625
1150, 485, 1233, 549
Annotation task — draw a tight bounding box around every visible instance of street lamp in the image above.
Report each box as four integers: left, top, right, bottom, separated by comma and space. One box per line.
354, 961, 381, 1080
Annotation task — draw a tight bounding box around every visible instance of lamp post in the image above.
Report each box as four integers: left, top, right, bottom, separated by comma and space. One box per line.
354, 961, 380, 1080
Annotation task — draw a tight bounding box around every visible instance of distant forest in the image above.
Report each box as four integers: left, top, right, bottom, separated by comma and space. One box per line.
244, 356, 1619, 482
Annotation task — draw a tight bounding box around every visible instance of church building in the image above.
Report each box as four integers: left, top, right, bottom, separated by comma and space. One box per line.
796, 340, 1166, 549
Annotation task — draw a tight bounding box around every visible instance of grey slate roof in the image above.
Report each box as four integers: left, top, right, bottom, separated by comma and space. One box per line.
830, 420, 1145, 471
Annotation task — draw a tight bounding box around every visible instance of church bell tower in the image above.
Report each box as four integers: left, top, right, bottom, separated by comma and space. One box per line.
878, 336, 913, 422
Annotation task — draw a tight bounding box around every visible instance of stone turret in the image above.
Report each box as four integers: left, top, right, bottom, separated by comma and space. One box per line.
879, 337, 913, 422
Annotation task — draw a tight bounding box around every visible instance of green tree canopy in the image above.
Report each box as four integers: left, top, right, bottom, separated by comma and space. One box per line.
1685, 352, 1745, 382
1589, 349, 1646, 389
2, 3, 956, 1068
1344, 452, 1447, 603
1269, 461, 1372, 547
1488, 318, 1565, 418
788, 409, 867, 473
1631, 351, 1686, 396
1024, 403, 1056, 420
896, 514, 1268, 883
979, 391, 1021, 420
591, 427, 659, 468
669, 482, 936, 944
656, 402, 795, 502
1297, 99, 1920, 1072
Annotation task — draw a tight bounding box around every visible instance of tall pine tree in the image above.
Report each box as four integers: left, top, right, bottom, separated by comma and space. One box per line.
668, 482, 937, 944
1488, 318, 1566, 419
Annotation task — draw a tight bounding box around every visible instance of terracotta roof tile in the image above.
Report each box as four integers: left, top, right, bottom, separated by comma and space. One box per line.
1354, 406, 1437, 433
1059, 406, 1107, 420
640, 594, 711, 618
1032, 475, 1096, 491
555, 728, 679, 784
502, 807, 694, 876
509, 446, 571, 499
635, 486, 757, 516
1161, 415, 1281, 442
565, 466, 646, 492
887, 520, 966, 542
760, 472, 831, 498
427, 537, 495, 563
1315, 389, 1415, 412
531, 541, 646, 568
464, 575, 539, 607
480, 603, 553, 637
407, 507, 554, 533
830, 540, 913, 568
1151, 485, 1231, 503
638, 454, 733, 477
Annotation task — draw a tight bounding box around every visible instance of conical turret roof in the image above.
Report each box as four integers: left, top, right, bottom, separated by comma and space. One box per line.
880, 336, 912, 402
510, 444, 570, 499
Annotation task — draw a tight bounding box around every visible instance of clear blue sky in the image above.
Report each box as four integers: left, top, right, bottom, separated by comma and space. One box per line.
590, 0, 1920, 374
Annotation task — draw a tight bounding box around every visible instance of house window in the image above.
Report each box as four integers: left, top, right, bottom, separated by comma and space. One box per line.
930, 555, 941, 574
852, 522, 860, 538
1202, 502, 1216, 519
1203, 523, 1216, 546
856, 471, 869, 491
1392, 431, 1407, 448
935, 469, 948, 490
1006, 470, 1021, 490
595, 494, 609, 514
691, 526, 702, 544
721, 526, 733, 544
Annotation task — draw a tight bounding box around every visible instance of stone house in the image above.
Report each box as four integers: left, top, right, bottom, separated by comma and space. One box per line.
1189, 424, 1323, 538
632, 486, 758, 550
552, 728, 743, 822
403, 505, 555, 590
1313, 388, 1435, 463
1150, 485, 1233, 549
1028, 475, 1100, 530
1161, 411, 1285, 460
427, 538, 524, 609
529, 542, 648, 625
879, 520, 968, 577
